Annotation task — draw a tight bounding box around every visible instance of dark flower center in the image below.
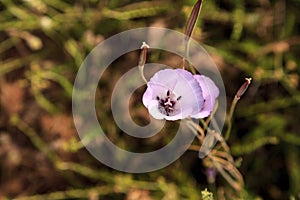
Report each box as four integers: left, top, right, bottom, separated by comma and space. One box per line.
156, 90, 181, 116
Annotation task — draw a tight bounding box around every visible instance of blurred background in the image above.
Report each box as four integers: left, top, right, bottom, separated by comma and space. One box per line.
0, 0, 300, 199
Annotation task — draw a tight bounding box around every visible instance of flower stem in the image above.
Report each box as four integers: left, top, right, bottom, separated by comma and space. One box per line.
225, 78, 252, 140
224, 95, 239, 140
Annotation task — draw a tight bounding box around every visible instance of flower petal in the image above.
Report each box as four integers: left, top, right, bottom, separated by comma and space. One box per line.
173, 69, 204, 116
147, 100, 184, 121
148, 69, 178, 90
142, 83, 166, 107
147, 100, 165, 120
142, 69, 207, 120
191, 75, 219, 118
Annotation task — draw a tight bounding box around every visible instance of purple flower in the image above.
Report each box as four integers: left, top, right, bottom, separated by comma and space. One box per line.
142, 69, 219, 120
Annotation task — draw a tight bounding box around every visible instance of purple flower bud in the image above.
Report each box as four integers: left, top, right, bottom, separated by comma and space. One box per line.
139, 42, 149, 67
142, 69, 219, 120
236, 78, 252, 99
206, 167, 217, 184
184, 0, 203, 40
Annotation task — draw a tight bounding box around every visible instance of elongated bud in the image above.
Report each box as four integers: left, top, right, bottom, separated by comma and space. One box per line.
139, 42, 149, 66
184, 0, 203, 40
139, 42, 149, 83
236, 78, 252, 99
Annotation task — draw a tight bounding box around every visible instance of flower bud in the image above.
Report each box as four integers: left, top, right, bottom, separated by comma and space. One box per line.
184, 0, 203, 40
236, 78, 252, 99
139, 42, 149, 67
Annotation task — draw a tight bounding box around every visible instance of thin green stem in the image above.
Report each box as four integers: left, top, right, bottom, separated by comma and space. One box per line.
224, 95, 239, 140
9, 115, 58, 163
225, 78, 252, 140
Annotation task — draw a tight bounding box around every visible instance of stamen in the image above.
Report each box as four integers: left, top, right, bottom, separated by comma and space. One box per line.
157, 90, 179, 116
167, 90, 170, 96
